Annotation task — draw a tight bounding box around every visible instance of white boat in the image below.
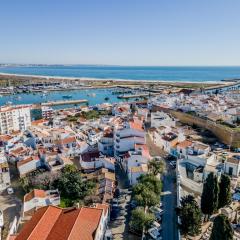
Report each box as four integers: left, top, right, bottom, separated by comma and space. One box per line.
0, 210, 4, 228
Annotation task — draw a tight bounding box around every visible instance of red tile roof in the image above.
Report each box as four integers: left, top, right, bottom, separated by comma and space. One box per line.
14, 206, 103, 240
68, 207, 103, 240
0, 134, 13, 142
177, 140, 193, 149
31, 119, 48, 126
17, 155, 40, 167
129, 119, 144, 131
58, 136, 76, 145
81, 151, 100, 162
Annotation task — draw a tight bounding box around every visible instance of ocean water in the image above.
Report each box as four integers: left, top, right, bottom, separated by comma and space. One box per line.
1, 65, 240, 82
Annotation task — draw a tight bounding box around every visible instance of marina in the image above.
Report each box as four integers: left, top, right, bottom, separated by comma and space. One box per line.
0, 88, 150, 109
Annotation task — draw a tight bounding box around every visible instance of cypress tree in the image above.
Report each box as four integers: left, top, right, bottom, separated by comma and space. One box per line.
177, 195, 201, 237
201, 172, 219, 220
210, 214, 233, 240
218, 174, 232, 209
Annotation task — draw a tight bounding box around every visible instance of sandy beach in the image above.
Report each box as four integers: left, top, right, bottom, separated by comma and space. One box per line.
0, 72, 228, 89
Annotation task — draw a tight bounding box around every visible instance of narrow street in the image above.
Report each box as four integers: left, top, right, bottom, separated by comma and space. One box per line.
110, 163, 140, 240
146, 134, 179, 240
161, 167, 178, 240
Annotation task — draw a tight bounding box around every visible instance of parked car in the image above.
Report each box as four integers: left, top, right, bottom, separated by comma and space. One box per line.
114, 188, 121, 198
156, 202, 163, 208
152, 221, 162, 230
148, 227, 162, 240
112, 198, 118, 205
232, 192, 240, 201
130, 200, 138, 209
7, 187, 14, 195
110, 205, 120, 220
169, 161, 176, 168
155, 213, 162, 222
166, 155, 177, 161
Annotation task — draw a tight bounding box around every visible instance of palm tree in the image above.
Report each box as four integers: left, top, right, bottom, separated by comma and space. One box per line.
148, 158, 165, 176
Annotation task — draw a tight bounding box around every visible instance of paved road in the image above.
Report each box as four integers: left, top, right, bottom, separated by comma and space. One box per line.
161, 168, 179, 240
110, 163, 140, 240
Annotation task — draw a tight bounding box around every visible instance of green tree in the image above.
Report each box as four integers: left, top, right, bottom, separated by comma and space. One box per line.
20, 176, 30, 192
218, 174, 232, 209
201, 173, 219, 220
54, 164, 95, 204
133, 174, 162, 208
148, 158, 165, 176
137, 174, 162, 195
133, 184, 159, 208
210, 214, 233, 240
177, 195, 201, 237
130, 207, 155, 233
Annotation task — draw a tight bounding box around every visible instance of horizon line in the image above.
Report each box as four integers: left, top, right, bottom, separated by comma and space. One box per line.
1, 63, 240, 68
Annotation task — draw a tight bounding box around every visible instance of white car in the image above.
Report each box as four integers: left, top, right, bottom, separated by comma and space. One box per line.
7, 187, 14, 195
148, 227, 162, 240
150, 206, 164, 215
152, 221, 162, 230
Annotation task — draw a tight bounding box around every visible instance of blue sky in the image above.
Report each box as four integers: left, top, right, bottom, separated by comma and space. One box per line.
0, 0, 240, 66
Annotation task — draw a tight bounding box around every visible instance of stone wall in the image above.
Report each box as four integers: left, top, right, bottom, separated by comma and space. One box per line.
152, 105, 240, 148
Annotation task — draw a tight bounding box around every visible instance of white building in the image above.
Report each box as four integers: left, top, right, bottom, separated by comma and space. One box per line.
224, 156, 240, 177
0, 151, 11, 191
0, 105, 31, 134
114, 118, 145, 156
80, 153, 115, 172
177, 149, 220, 195
17, 155, 42, 177
128, 164, 148, 185
151, 111, 175, 128
23, 189, 60, 218
41, 106, 54, 119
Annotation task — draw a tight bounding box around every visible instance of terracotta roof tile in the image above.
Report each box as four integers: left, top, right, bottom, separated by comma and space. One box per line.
0, 134, 13, 142
15, 206, 61, 240
177, 140, 193, 149
68, 207, 103, 240
14, 205, 103, 240
17, 155, 40, 167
